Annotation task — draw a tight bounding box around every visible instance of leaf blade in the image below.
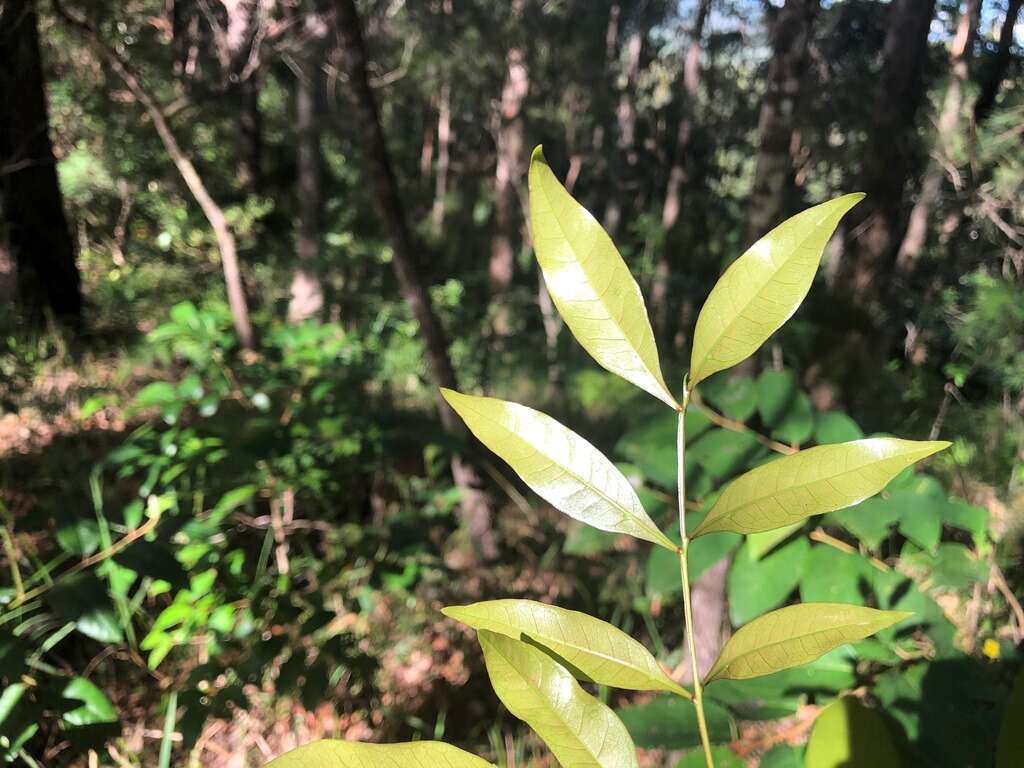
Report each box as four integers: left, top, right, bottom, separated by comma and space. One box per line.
689, 194, 864, 386
529, 146, 676, 407
705, 603, 910, 683
693, 438, 949, 537
441, 389, 676, 550
479, 630, 639, 768
443, 599, 689, 698
265, 740, 495, 768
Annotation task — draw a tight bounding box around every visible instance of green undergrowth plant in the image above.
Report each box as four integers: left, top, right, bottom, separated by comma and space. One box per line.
267, 146, 951, 767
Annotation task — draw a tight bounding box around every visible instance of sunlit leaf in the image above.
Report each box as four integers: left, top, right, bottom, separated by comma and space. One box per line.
443, 599, 689, 697
705, 603, 910, 683
529, 146, 676, 408
805, 697, 902, 768
441, 390, 676, 550
61, 677, 118, 726
693, 438, 949, 537
264, 740, 494, 768
689, 194, 864, 385
479, 630, 639, 768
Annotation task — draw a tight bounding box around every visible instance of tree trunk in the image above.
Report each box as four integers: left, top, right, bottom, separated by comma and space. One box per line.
335, 0, 497, 560
287, 12, 325, 323
834, 0, 936, 305
0, 0, 82, 326
895, 0, 980, 273
430, 80, 451, 237
489, 0, 528, 331
650, 0, 712, 337
602, 25, 643, 237
973, 0, 1023, 124
745, 0, 819, 247
55, 0, 255, 348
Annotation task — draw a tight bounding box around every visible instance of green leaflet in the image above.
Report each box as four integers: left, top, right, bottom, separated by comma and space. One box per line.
441, 389, 676, 550
692, 438, 949, 537
479, 630, 639, 768
264, 740, 494, 768
443, 599, 689, 698
528, 146, 676, 408
689, 194, 864, 386
804, 697, 902, 768
705, 603, 910, 683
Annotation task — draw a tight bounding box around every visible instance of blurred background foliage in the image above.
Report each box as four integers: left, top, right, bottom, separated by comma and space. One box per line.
0, 0, 1022, 765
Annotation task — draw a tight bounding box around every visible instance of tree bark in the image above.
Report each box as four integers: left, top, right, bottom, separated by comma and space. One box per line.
334, 0, 497, 560
55, 0, 255, 348
834, 0, 937, 305
602, 25, 643, 237
287, 10, 325, 323
650, 0, 712, 337
489, 0, 528, 326
745, 0, 819, 247
895, 0, 980, 273
973, 0, 1023, 124
430, 80, 451, 237
0, 0, 82, 326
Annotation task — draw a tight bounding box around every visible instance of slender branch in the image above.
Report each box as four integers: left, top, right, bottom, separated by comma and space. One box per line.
677, 389, 715, 768
690, 395, 796, 455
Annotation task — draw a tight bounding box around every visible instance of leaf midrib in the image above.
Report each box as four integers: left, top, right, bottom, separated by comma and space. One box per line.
710, 619, 879, 681
464, 607, 672, 690
694, 206, 835, 375
488, 638, 606, 764
462, 399, 667, 546
533, 167, 667, 400
699, 443, 932, 533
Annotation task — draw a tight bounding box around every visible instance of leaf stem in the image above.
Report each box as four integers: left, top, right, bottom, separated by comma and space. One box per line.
677, 392, 715, 768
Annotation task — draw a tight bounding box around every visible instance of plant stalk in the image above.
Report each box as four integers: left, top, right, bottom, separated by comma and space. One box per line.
677, 394, 715, 768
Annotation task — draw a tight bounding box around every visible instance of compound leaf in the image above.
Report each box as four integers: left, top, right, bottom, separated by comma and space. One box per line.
529, 146, 676, 408
441, 390, 676, 550
705, 603, 910, 683
443, 599, 689, 698
479, 630, 639, 768
693, 438, 949, 537
689, 194, 864, 386
265, 741, 494, 768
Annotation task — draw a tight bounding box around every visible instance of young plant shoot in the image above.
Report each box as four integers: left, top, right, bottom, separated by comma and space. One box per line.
267, 146, 948, 767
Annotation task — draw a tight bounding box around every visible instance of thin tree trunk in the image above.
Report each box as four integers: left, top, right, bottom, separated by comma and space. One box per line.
973, 0, 1023, 124
745, 0, 819, 246
0, 0, 82, 326
56, 0, 255, 348
335, 0, 497, 560
430, 80, 451, 237
489, 0, 528, 331
896, 0, 980, 273
650, 0, 712, 337
834, 0, 936, 305
287, 49, 324, 323
603, 25, 643, 236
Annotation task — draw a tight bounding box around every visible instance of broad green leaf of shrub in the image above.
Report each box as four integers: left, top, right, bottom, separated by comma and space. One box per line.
805, 696, 901, 768
799, 545, 872, 604
479, 630, 639, 768
528, 146, 676, 408
693, 438, 949, 537
688, 194, 863, 385
727, 537, 809, 626
443, 599, 689, 697
705, 604, 910, 683
264, 740, 494, 768
756, 370, 814, 445
813, 411, 864, 444
616, 695, 733, 750
441, 390, 675, 550
647, 523, 740, 600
